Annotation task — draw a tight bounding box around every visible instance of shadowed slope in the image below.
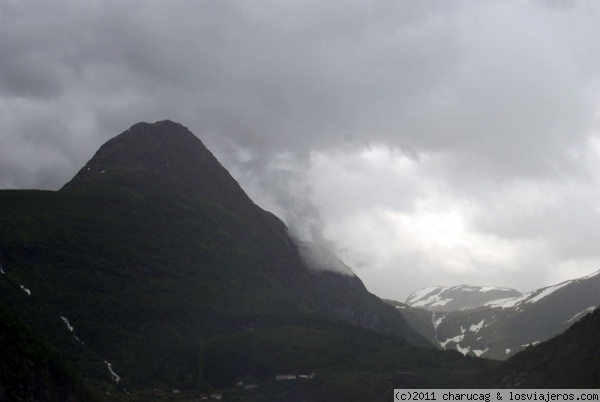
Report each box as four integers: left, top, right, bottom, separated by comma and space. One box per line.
0, 120, 428, 389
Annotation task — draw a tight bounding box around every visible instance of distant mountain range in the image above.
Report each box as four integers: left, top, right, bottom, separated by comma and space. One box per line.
389, 270, 600, 360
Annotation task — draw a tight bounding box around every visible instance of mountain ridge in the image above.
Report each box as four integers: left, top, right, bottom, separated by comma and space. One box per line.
2, 119, 599, 397
405, 285, 522, 311
0, 120, 430, 391
391, 270, 600, 360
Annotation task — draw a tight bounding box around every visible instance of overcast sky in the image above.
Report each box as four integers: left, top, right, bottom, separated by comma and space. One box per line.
3, 0, 600, 300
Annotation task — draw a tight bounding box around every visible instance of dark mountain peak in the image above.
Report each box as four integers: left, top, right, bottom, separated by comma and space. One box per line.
60, 120, 258, 212
62, 120, 215, 187
1, 120, 434, 390
110, 120, 206, 156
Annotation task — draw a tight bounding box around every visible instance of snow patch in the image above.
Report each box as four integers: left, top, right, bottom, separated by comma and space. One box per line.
20, 285, 31, 296
104, 361, 121, 383
469, 320, 485, 333
526, 282, 570, 304
60, 316, 83, 343
460, 326, 466, 334
484, 293, 529, 309
408, 289, 453, 308
429, 298, 452, 307
60, 316, 74, 332
479, 286, 515, 293
406, 287, 441, 304
505, 348, 511, 355
433, 316, 445, 329
456, 344, 470, 356
473, 348, 489, 357
101, 170, 106, 174
0, 265, 5, 275
564, 306, 596, 325
440, 334, 465, 348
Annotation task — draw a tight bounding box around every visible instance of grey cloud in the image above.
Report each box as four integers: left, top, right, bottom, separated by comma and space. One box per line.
3, 0, 600, 297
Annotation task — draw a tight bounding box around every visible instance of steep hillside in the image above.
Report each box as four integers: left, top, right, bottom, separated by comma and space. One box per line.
0, 120, 428, 391
391, 271, 600, 360
483, 306, 600, 388
0, 303, 96, 402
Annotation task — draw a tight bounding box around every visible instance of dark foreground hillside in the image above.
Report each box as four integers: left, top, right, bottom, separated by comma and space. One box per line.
0, 304, 96, 402
0, 120, 451, 399
482, 306, 600, 388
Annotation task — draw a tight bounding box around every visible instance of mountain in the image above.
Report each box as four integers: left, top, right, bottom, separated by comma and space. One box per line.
405, 285, 522, 311
7, 119, 597, 398
391, 271, 600, 360
483, 305, 600, 388
0, 120, 435, 395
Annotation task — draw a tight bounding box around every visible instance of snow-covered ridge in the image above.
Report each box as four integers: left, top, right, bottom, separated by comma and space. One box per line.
399, 269, 600, 360
405, 285, 521, 311
405, 286, 441, 305
484, 271, 600, 309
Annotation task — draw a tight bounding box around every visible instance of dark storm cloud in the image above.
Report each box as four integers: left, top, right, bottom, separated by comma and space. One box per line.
3, 0, 600, 298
